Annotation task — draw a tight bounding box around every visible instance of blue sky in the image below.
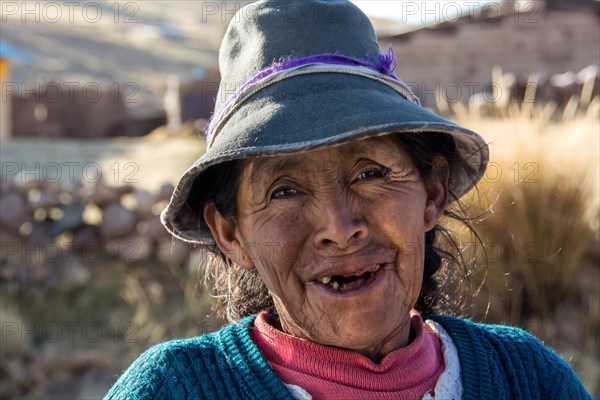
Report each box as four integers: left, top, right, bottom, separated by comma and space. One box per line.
351, 0, 498, 25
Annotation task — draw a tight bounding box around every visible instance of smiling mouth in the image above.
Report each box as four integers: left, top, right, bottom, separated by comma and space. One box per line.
316, 265, 381, 292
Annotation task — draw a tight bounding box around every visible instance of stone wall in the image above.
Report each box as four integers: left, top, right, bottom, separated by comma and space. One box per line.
0, 179, 193, 289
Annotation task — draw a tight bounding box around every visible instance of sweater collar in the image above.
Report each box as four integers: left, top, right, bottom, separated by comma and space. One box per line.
250, 311, 444, 398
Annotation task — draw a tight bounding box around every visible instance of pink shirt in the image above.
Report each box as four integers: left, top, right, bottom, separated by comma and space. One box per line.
251, 311, 445, 400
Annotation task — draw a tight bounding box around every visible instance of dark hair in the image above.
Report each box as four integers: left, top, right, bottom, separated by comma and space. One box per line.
191, 132, 481, 322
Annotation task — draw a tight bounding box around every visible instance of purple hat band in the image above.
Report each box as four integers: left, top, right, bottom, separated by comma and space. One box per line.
205, 46, 414, 144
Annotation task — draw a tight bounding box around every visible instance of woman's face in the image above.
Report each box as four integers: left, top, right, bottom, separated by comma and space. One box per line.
206, 135, 448, 360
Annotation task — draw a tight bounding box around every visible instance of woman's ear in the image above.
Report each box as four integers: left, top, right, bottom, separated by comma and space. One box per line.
203, 202, 255, 270
424, 156, 449, 231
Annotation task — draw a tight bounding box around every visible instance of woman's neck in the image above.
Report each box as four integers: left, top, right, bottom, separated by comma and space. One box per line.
272, 311, 415, 363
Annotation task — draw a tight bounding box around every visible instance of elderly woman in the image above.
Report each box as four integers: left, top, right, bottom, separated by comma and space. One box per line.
106, 1, 591, 399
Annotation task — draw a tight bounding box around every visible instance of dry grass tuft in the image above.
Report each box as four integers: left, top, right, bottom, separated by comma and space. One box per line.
437, 70, 600, 395
472, 118, 596, 320
439, 68, 599, 325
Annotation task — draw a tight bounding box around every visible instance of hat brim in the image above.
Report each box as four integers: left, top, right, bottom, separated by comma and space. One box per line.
161, 73, 488, 244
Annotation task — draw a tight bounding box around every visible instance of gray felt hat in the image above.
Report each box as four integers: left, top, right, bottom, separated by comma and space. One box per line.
161, 0, 489, 244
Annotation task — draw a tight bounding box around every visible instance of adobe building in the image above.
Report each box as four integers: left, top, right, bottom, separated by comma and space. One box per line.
378, 0, 600, 107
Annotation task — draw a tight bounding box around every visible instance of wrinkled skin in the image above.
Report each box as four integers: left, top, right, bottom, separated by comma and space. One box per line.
204, 135, 448, 362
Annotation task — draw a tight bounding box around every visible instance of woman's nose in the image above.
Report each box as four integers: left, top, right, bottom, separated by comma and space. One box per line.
313, 195, 369, 250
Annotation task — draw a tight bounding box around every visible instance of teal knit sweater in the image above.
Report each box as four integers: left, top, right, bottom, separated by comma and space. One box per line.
105, 315, 591, 399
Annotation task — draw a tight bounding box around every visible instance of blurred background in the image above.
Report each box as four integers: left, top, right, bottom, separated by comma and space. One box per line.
0, 0, 598, 398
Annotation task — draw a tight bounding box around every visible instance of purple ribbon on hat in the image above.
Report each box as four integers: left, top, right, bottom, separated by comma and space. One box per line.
205, 46, 401, 143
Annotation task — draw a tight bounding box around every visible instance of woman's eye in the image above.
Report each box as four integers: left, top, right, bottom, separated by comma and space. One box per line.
357, 167, 390, 181
271, 187, 298, 199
